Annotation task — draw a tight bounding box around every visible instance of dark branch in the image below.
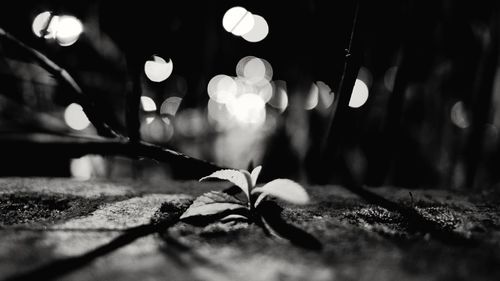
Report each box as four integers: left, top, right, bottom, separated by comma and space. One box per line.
0, 133, 224, 179
125, 58, 142, 142
0, 27, 120, 139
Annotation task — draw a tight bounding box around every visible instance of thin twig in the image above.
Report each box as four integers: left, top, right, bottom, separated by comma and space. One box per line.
0, 27, 120, 139
0, 133, 224, 179
126, 58, 142, 142
316, 1, 475, 245
0, 28, 224, 177
320, 0, 360, 153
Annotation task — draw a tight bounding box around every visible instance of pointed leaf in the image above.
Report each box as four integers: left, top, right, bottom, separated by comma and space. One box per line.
240, 169, 253, 196
200, 169, 249, 198
251, 166, 262, 186
259, 179, 310, 205
180, 191, 247, 220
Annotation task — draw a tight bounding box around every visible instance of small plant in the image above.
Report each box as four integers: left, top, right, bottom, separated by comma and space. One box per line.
180, 166, 310, 228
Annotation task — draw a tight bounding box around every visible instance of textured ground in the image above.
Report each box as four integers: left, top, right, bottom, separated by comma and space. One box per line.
0, 178, 500, 281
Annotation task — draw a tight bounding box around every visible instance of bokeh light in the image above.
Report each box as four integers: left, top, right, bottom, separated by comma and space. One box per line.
227, 93, 266, 126
384, 66, 398, 91
268, 80, 288, 112
207, 98, 235, 131
32, 12, 83, 46
222, 7, 255, 36
141, 117, 174, 143
64, 103, 90, 130
140, 96, 157, 112
451, 101, 470, 129
243, 57, 266, 83
160, 97, 182, 119
70, 156, 93, 180
316, 81, 335, 109
144, 55, 173, 82
55, 15, 83, 46
242, 15, 269, 42
32, 11, 56, 38
236, 56, 273, 85
348, 79, 369, 108
257, 80, 273, 103
207, 74, 238, 104
304, 83, 319, 110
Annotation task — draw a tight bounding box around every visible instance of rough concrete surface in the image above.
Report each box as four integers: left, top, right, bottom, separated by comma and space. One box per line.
0, 178, 500, 280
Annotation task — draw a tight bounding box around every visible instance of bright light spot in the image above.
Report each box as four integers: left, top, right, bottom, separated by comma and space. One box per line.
451, 101, 470, 129
146, 117, 155, 124
55, 15, 83, 46
234, 77, 254, 95
384, 66, 398, 91
243, 57, 266, 83
64, 103, 90, 130
257, 81, 273, 103
242, 15, 269, 42
304, 83, 319, 110
207, 74, 238, 104
32, 11, 56, 38
236, 56, 273, 85
160, 97, 182, 117
144, 55, 173, 82
268, 80, 288, 112
349, 79, 369, 108
222, 7, 255, 36
227, 93, 266, 126
140, 96, 157, 112
33, 12, 83, 46
316, 81, 335, 109
70, 156, 93, 180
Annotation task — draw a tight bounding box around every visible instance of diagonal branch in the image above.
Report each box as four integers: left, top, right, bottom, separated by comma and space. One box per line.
0, 133, 224, 179
0, 27, 120, 139
317, 1, 475, 245
0, 27, 224, 178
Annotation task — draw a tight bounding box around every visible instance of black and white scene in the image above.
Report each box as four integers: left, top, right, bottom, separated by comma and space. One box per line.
1, 0, 500, 280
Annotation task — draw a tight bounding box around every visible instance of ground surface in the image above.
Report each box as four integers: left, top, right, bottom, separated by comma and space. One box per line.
0, 177, 500, 281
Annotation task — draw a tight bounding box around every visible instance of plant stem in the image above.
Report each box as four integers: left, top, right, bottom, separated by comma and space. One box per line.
0, 27, 120, 139
320, 0, 360, 155
0, 133, 225, 179
126, 57, 142, 142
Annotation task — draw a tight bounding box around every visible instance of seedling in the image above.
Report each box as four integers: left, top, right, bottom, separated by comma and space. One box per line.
180, 166, 310, 229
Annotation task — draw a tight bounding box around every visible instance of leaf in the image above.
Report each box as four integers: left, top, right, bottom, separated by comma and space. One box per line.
180, 191, 247, 220
200, 169, 249, 198
253, 191, 268, 208
240, 169, 253, 195
220, 214, 249, 223
253, 179, 309, 205
251, 165, 262, 186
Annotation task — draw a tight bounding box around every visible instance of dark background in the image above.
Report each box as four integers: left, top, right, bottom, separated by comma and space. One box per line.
0, 0, 499, 191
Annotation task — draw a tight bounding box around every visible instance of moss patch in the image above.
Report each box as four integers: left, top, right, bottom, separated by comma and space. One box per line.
0, 192, 122, 226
